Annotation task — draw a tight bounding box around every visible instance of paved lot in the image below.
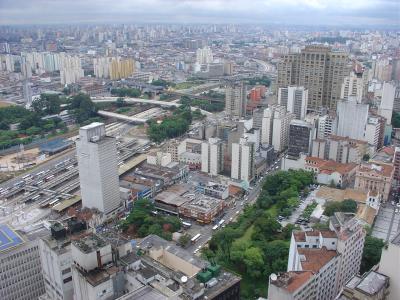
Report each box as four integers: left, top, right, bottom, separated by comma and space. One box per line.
372, 203, 400, 242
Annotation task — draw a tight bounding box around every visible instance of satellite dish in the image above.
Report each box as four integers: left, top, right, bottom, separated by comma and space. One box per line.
181, 276, 188, 283
270, 273, 277, 281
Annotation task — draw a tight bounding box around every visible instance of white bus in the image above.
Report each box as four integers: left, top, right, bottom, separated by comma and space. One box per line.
182, 221, 192, 228
191, 233, 201, 244
212, 225, 219, 230
218, 219, 225, 226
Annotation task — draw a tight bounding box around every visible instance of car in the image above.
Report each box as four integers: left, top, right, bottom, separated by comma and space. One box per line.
235, 211, 239, 214
229, 217, 233, 222
392, 201, 395, 206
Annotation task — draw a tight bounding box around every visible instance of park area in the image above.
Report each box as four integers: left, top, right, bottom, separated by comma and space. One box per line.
202, 170, 314, 299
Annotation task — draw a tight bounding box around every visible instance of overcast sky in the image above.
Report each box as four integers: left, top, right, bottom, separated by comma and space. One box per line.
0, 0, 399, 26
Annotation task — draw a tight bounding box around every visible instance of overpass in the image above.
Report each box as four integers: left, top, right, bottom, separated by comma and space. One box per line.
93, 97, 212, 122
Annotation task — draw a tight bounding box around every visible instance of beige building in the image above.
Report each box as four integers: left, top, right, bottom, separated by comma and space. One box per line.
355, 162, 394, 202
311, 135, 368, 164
225, 83, 246, 118
277, 45, 349, 111
93, 56, 135, 80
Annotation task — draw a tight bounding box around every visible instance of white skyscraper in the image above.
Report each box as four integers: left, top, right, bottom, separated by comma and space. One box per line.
60, 54, 84, 85
278, 86, 308, 120
196, 46, 213, 65
336, 97, 369, 140
341, 71, 364, 103
379, 82, 396, 125
76, 122, 121, 217
231, 137, 255, 184
201, 138, 224, 176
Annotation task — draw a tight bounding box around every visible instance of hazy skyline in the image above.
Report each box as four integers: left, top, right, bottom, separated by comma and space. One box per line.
0, 0, 399, 26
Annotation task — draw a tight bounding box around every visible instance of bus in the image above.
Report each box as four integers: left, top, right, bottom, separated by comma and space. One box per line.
182, 221, 192, 228
212, 225, 219, 231
218, 219, 225, 227
191, 233, 201, 244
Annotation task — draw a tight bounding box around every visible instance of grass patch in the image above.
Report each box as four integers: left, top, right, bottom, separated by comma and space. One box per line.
175, 82, 202, 90
237, 225, 254, 243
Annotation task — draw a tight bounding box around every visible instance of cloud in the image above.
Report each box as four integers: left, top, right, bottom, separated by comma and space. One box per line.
0, 0, 398, 26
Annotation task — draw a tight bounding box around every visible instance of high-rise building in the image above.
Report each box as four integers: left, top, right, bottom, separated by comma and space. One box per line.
272, 106, 295, 152
0, 223, 46, 300
225, 83, 247, 118
341, 71, 364, 103
365, 115, 384, 150
336, 98, 369, 140
231, 137, 255, 184
60, 54, 84, 85
394, 147, 400, 186
277, 45, 349, 111
317, 114, 337, 139
201, 137, 224, 176
379, 82, 396, 125
278, 86, 308, 120
393, 85, 400, 113
196, 46, 213, 65
93, 57, 135, 80
287, 120, 314, 158
76, 122, 121, 217
269, 213, 365, 300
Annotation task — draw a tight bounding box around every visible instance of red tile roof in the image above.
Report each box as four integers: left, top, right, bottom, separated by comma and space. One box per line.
298, 247, 338, 272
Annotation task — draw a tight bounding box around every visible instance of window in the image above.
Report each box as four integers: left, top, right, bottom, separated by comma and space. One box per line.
63, 277, 72, 284
61, 268, 71, 275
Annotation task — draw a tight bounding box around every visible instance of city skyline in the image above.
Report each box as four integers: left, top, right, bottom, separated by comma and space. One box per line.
0, 0, 399, 26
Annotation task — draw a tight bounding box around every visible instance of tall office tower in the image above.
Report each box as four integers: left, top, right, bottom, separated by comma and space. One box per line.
0, 223, 46, 300
225, 83, 247, 118
60, 54, 84, 85
201, 137, 224, 176
336, 98, 369, 140
196, 46, 213, 65
393, 86, 400, 113
231, 137, 255, 184
287, 120, 314, 158
379, 82, 396, 125
76, 122, 121, 217
278, 86, 308, 120
272, 106, 295, 152
277, 45, 349, 111
340, 71, 364, 103
317, 114, 337, 139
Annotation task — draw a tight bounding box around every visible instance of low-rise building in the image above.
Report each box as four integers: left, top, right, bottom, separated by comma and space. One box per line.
354, 162, 394, 202
305, 157, 358, 188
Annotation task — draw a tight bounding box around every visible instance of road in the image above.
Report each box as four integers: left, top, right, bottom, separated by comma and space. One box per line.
186, 155, 283, 254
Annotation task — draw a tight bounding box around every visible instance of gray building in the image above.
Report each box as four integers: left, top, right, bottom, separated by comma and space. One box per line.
0, 223, 46, 300
76, 122, 121, 217
287, 120, 314, 158
225, 83, 247, 118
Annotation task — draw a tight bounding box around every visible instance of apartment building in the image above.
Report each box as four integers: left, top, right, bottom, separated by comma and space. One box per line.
340, 71, 365, 103
231, 137, 255, 184
201, 137, 225, 176
311, 135, 368, 164
225, 83, 247, 118
288, 120, 314, 158
269, 213, 365, 300
278, 86, 308, 120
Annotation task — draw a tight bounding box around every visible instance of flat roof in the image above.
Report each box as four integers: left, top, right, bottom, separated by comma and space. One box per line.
52, 196, 81, 212
0, 224, 24, 253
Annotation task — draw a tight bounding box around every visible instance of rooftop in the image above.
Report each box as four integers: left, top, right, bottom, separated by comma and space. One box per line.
358, 162, 394, 178
271, 271, 314, 293
306, 157, 357, 175
297, 247, 338, 272
355, 270, 388, 295
73, 233, 108, 254
316, 186, 367, 203
0, 223, 25, 253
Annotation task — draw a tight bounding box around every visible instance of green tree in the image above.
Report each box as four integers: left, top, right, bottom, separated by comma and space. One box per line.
32, 93, 61, 115
243, 247, 264, 278
360, 236, 385, 273
178, 234, 192, 248
116, 97, 125, 107
230, 239, 250, 263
